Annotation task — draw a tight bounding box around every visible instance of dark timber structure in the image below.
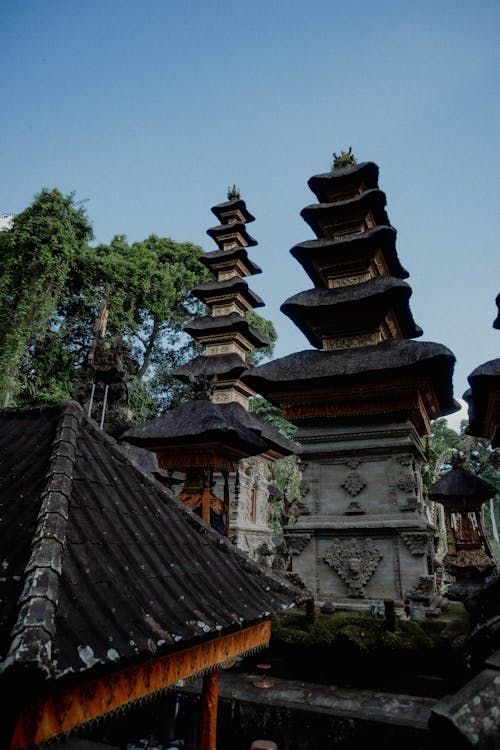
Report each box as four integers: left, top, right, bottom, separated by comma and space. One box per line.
0, 402, 300, 750
243, 158, 458, 610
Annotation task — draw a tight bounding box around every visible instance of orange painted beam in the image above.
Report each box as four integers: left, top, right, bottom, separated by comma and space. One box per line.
10, 621, 271, 749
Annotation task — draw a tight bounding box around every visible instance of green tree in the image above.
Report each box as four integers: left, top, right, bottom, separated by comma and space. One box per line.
15, 232, 210, 415
244, 309, 277, 366
0, 189, 93, 405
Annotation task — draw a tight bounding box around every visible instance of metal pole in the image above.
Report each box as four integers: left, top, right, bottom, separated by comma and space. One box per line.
100, 384, 109, 430
88, 383, 96, 418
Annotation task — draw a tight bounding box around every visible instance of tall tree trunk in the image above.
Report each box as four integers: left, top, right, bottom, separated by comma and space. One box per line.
136, 319, 160, 379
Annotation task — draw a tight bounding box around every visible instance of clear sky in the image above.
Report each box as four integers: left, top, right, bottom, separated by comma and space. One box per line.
2, 0, 499, 429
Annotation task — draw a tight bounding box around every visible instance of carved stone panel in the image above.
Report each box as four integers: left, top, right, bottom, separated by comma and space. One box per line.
286, 533, 312, 557
341, 472, 366, 497
324, 538, 383, 598
402, 532, 431, 556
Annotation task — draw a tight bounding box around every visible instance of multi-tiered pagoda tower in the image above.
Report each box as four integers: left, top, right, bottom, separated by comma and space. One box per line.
123, 189, 296, 557
176, 188, 268, 407
243, 158, 458, 609
175, 189, 297, 555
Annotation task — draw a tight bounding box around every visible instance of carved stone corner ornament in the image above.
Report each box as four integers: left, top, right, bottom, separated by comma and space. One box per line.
402, 532, 430, 556
397, 454, 413, 467
341, 472, 366, 497
407, 575, 436, 603
397, 477, 416, 493
286, 533, 312, 556
324, 537, 383, 598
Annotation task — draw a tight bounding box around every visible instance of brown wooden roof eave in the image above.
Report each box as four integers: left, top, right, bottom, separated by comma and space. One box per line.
191, 277, 265, 308
174, 353, 248, 383
300, 189, 390, 236
206, 222, 257, 248
289, 225, 409, 283
493, 292, 500, 329
464, 357, 500, 443
307, 161, 380, 202
200, 247, 262, 277
241, 340, 458, 417
280, 278, 423, 348
428, 466, 496, 501
211, 198, 255, 224
184, 313, 270, 349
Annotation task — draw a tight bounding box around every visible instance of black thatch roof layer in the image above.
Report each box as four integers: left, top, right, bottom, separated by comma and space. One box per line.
281, 277, 422, 348
464, 357, 500, 446
241, 339, 458, 416
494, 292, 500, 330
290, 225, 409, 285
206, 222, 257, 250
300, 189, 390, 238
121, 399, 297, 458
307, 162, 379, 203
0, 402, 298, 685
184, 312, 270, 348
174, 353, 248, 383
211, 198, 255, 224
428, 467, 496, 501
191, 276, 264, 309
199, 247, 262, 277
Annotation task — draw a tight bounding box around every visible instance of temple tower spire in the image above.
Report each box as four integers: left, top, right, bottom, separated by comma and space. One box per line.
243, 156, 458, 610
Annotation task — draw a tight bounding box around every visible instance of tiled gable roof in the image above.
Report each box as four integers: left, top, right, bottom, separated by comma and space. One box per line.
0, 402, 298, 685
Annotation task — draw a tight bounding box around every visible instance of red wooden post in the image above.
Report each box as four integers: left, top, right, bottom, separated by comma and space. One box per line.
199, 669, 219, 750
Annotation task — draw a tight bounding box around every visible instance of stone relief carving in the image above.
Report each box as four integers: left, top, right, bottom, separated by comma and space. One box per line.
341, 472, 366, 497
344, 499, 365, 515
324, 538, 383, 598
397, 476, 416, 493
407, 575, 436, 604
345, 458, 362, 469
397, 454, 413, 466
286, 533, 312, 556
402, 532, 430, 556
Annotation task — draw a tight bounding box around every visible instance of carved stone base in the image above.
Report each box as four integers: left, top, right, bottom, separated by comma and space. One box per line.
288, 417, 437, 608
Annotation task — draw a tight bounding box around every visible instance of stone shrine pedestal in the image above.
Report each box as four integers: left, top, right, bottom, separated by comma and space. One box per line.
286, 417, 437, 608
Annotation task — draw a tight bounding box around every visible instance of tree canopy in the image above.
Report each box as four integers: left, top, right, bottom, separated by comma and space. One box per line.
0, 189, 93, 405
1, 189, 279, 422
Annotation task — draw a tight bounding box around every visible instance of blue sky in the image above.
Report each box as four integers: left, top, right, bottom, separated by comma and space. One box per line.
2, 0, 499, 428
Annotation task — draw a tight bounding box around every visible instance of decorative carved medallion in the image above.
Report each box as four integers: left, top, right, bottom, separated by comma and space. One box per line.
341, 472, 366, 497
286, 533, 312, 556
324, 538, 383, 598
402, 532, 430, 556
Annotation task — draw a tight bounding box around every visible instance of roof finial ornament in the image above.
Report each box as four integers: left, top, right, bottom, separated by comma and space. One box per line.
227, 184, 240, 201
450, 449, 467, 468
332, 147, 357, 171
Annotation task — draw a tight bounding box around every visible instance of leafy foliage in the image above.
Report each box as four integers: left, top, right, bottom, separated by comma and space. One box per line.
244, 309, 277, 366
0, 189, 93, 405
2, 191, 281, 424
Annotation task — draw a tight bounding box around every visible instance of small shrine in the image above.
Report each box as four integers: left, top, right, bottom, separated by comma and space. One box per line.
122, 189, 296, 552
243, 155, 458, 609
428, 452, 496, 598
73, 298, 132, 437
